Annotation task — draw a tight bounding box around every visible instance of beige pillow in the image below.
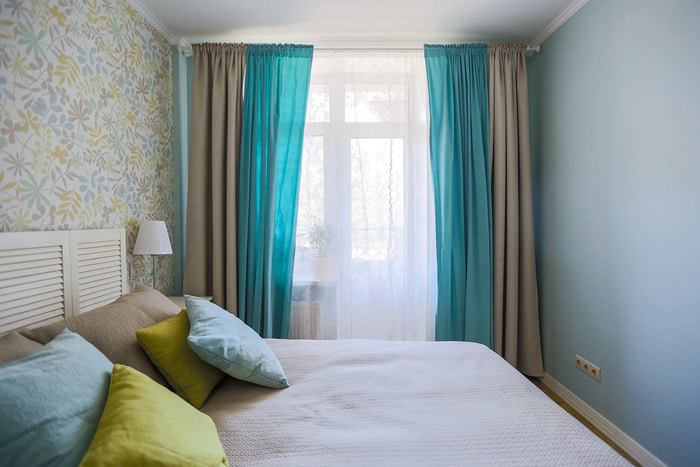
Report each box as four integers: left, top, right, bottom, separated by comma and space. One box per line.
0, 332, 43, 366
20, 286, 180, 385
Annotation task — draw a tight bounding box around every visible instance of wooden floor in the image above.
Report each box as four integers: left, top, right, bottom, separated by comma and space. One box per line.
528, 377, 639, 466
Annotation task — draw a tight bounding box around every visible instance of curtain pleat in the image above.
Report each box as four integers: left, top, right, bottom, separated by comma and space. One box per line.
424, 44, 493, 346
488, 43, 544, 376
238, 44, 313, 338
183, 43, 246, 313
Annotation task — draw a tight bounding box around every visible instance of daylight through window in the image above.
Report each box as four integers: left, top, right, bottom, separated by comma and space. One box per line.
292, 51, 436, 341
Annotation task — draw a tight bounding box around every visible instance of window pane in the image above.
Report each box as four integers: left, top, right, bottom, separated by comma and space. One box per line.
351, 138, 404, 260
296, 136, 325, 251
306, 84, 330, 123
345, 84, 408, 123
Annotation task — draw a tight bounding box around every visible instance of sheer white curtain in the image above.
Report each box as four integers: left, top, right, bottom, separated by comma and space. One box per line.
292, 51, 436, 341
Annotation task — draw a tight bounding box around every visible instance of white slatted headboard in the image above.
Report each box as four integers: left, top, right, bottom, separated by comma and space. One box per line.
70, 229, 126, 313
0, 229, 126, 334
0, 231, 72, 332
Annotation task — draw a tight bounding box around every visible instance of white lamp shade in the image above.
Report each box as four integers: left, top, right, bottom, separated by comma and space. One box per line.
133, 220, 173, 255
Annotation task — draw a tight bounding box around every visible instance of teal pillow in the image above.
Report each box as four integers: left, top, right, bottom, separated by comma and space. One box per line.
185, 295, 289, 389
0, 329, 112, 467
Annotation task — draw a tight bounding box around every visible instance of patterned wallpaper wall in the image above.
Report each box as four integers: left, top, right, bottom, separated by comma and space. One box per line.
0, 0, 175, 293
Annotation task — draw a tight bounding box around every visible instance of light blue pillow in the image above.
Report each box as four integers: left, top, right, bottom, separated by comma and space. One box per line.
0, 328, 112, 467
185, 295, 289, 389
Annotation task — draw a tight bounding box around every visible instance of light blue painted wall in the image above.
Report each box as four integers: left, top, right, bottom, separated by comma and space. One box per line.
528, 1, 700, 465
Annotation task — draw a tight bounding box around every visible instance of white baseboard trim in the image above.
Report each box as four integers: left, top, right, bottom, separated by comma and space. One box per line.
540, 373, 665, 467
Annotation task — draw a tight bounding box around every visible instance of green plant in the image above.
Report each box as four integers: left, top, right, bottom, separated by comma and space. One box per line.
308, 221, 332, 256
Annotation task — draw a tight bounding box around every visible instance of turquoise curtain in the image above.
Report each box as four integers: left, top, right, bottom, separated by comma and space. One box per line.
238, 44, 313, 338
424, 44, 493, 346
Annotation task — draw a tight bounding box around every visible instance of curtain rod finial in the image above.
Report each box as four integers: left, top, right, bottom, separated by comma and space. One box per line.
526, 45, 541, 56
178, 37, 193, 57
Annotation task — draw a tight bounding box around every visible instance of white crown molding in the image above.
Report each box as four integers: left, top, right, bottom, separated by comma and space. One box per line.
530, 0, 589, 48
540, 373, 666, 467
177, 37, 192, 57
124, 0, 178, 44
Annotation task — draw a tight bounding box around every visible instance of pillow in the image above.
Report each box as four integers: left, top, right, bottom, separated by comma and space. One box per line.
185, 295, 289, 389
0, 331, 42, 366
0, 329, 112, 466
136, 310, 224, 408
80, 364, 228, 467
20, 285, 181, 386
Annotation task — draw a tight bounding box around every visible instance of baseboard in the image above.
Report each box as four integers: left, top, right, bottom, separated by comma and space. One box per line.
541, 373, 666, 467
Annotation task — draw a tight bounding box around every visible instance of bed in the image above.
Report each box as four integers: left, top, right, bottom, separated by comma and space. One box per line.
0, 229, 630, 466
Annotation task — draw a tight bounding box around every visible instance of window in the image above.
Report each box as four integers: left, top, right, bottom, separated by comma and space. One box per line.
292, 51, 436, 341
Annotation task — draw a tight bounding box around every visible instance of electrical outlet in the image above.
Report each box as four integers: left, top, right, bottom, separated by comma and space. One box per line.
575, 355, 601, 382
130, 263, 148, 280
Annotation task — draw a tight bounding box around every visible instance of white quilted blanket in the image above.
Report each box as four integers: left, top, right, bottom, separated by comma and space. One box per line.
202, 339, 630, 466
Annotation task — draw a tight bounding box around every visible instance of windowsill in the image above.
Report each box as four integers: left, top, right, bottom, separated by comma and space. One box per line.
293, 275, 339, 286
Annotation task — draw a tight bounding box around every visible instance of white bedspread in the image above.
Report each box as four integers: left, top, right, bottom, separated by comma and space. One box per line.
202, 339, 630, 466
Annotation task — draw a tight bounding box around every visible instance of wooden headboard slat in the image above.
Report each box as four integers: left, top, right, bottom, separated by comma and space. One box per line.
0, 229, 127, 334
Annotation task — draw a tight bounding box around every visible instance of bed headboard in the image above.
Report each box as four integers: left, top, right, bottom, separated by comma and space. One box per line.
0, 229, 127, 334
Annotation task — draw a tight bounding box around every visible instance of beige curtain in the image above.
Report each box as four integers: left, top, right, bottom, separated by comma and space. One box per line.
183, 43, 246, 313
488, 43, 544, 376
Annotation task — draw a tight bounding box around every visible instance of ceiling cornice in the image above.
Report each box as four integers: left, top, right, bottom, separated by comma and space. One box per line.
125, 0, 588, 50
125, 0, 178, 44
530, 0, 589, 48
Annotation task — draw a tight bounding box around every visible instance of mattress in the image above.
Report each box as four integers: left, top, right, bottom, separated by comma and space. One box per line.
203, 339, 630, 466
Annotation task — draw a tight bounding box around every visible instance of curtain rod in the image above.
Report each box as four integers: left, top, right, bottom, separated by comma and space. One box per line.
179, 43, 541, 56
314, 45, 541, 54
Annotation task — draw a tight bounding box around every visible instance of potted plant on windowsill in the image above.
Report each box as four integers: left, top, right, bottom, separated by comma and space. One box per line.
308, 221, 333, 279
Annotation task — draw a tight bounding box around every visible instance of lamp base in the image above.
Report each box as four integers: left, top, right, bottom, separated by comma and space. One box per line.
151, 254, 157, 290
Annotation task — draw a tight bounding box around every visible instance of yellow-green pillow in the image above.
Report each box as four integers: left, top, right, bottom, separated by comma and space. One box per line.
80, 364, 228, 467
136, 310, 223, 408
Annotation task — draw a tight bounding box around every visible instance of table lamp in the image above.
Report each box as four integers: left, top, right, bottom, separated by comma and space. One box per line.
133, 220, 172, 290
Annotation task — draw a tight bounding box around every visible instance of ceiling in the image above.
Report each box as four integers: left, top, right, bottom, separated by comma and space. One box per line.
130, 0, 588, 48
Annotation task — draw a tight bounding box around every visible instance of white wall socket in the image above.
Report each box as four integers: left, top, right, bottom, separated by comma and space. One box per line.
575, 355, 601, 382
130, 263, 148, 280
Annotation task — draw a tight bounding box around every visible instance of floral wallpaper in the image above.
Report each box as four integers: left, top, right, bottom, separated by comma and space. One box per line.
0, 0, 175, 293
